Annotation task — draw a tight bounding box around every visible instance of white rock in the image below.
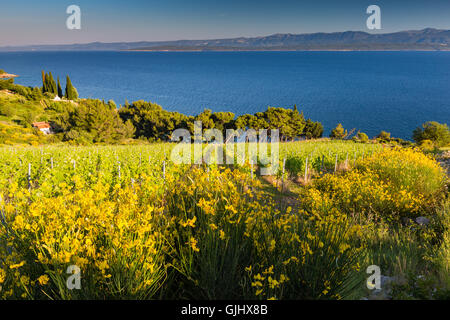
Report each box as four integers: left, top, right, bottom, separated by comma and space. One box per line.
415, 217, 430, 226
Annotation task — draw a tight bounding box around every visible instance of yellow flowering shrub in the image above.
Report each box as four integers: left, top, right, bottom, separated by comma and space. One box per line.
162, 166, 261, 299
160, 165, 364, 300
357, 147, 446, 209
300, 148, 447, 221
246, 206, 364, 300
0, 176, 167, 299
0, 159, 368, 300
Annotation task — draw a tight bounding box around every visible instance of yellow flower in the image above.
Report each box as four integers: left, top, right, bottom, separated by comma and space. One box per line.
209, 223, 218, 231
269, 239, 276, 251
10, 261, 26, 269
13, 215, 25, 228
188, 237, 200, 252
268, 277, 279, 289
262, 266, 274, 275
37, 275, 49, 285
0, 268, 6, 284
197, 198, 215, 215
254, 274, 265, 281
225, 204, 237, 214
181, 216, 197, 228
339, 243, 350, 254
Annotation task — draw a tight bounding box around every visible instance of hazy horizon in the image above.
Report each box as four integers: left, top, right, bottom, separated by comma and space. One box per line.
2, 27, 450, 48
1, 0, 450, 46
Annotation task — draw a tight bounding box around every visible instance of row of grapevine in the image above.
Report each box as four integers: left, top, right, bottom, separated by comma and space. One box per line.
0, 141, 383, 194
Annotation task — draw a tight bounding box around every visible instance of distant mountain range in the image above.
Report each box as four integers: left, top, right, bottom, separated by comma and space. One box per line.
1, 28, 449, 51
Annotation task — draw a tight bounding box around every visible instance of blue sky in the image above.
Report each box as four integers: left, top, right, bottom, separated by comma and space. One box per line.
1, 0, 449, 46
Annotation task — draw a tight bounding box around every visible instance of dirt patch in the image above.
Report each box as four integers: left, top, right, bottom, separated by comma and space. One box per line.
0, 89, 15, 96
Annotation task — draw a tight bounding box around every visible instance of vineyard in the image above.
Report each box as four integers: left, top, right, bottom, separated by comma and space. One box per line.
0, 140, 382, 191
0, 141, 448, 300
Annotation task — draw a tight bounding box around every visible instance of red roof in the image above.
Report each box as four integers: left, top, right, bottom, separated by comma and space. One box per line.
32, 122, 51, 129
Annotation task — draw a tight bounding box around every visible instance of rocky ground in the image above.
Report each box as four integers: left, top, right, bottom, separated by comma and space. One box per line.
363, 150, 449, 300
438, 150, 450, 176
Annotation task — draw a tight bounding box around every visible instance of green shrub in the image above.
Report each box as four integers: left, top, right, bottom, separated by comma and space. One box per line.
419, 139, 435, 151
413, 121, 450, 148
330, 123, 348, 139
0, 104, 14, 117
376, 131, 391, 142
353, 131, 369, 143
0, 79, 14, 90
362, 223, 433, 278
435, 200, 450, 287
285, 156, 304, 178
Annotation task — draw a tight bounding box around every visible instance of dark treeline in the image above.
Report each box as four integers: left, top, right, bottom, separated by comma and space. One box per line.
119, 101, 324, 142
0, 69, 323, 144
0, 74, 323, 144
48, 99, 135, 144
38, 69, 323, 143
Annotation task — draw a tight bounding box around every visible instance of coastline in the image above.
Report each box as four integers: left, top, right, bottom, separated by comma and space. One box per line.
124, 48, 450, 52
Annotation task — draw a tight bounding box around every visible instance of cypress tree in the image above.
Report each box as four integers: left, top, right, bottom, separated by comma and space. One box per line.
65, 76, 71, 99
41, 70, 47, 93
47, 73, 52, 93
65, 75, 78, 100
49, 72, 57, 95
45, 72, 51, 94
57, 77, 63, 98
44, 72, 48, 93
42, 71, 56, 95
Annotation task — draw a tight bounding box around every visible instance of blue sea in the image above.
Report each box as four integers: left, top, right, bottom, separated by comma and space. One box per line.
0, 51, 449, 139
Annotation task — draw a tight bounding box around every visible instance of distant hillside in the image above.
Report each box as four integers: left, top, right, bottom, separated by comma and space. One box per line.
1, 28, 449, 51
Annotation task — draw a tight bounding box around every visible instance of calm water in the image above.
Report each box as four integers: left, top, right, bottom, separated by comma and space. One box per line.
1, 51, 449, 139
